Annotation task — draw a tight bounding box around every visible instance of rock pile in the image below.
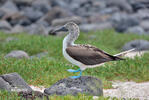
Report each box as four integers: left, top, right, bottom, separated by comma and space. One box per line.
0, 72, 49, 99
0, 0, 149, 35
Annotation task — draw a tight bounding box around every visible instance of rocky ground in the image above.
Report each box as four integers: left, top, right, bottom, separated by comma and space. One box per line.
30, 81, 149, 100
0, 0, 149, 99
30, 51, 149, 100
0, 0, 149, 35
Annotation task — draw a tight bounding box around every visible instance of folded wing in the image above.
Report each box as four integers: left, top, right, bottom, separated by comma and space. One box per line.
66, 45, 123, 65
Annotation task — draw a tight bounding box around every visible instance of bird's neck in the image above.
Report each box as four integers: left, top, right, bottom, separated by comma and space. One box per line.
63, 30, 79, 49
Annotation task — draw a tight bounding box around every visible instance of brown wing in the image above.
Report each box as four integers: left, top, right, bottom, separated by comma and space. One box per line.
66, 45, 123, 65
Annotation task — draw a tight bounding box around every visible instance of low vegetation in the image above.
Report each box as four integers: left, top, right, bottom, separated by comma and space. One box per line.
0, 30, 149, 99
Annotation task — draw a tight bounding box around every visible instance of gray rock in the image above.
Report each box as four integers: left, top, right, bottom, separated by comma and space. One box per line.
106, 0, 133, 13
134, 9, 149, 20
22, 7, 44, 22
5, 50, 29, 59
99, 7, 120, 14
32, 0, 51, 13
0, 77, 11, 90
2, 12, 31, 26
44, 76, 103, 96
0, 20, 12, 31
50, 0, 68, 8
126, 26, 146, 35
18, 17, 31, 26
13, 0, 34, 5
52, 16, 83, 26
36, 19, 49, 27
140, 20, 149, 31
111, 13, 139, 32
0, 1, 19, 14
43, 7, 73, 25
30, 52, 48, 59
0, 72, 32, 92
130, 0, 149, 12
122, 40, 149, 51
5, 37, 18, 42
19, 91, 49, 100
80, 22, 112, 32
87, 14, 111, 24
0, 9, 5, 19
10, 25, 25, 33
25, 24, 49, 35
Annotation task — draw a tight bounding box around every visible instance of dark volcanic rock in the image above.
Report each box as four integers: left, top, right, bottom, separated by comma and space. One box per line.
122, 40, 149, 51
18, 91, 49, 100
0, 72, 32, 92
44, 76, 103, 96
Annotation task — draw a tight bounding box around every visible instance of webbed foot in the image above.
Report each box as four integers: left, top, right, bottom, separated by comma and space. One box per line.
67, 68, 81, 73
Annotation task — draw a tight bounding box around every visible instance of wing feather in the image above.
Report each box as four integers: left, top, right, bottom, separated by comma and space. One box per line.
66, 45, 123, 65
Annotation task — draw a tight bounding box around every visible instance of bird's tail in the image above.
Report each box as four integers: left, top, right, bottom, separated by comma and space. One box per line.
114, 48, 136, 57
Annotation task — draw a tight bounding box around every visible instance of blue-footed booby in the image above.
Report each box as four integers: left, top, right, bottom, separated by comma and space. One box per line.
52, 22, 124, 79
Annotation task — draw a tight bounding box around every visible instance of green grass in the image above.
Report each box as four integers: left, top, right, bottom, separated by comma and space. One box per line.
0, 30, 149, 99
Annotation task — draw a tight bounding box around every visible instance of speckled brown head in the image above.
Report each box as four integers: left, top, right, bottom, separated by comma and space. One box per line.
52, 22, 79, 34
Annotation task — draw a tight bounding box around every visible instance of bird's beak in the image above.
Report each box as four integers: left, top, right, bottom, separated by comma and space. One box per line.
52, 26, 68, 33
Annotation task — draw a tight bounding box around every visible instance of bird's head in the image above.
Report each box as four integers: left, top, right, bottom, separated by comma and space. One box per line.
51, 22, 79, 34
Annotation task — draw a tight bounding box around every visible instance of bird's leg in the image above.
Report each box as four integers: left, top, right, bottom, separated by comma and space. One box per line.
67, 68, 82, 79
67, 68, 81, 73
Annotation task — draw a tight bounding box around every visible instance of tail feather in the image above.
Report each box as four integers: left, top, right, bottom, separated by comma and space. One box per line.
114, 48, 136, 57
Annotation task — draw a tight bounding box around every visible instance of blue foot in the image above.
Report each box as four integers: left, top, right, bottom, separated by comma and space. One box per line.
69, 70, 82, 79
67, 68, 80, 73
70, 76, 81, 79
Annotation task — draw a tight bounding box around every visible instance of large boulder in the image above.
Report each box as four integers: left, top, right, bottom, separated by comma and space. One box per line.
122, 40, 149, 51
0, 72, 32, 92
44, 76, 103, 96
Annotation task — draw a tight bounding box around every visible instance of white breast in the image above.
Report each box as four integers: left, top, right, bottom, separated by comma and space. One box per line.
62, 36, 86, 70
62, 35, 104, 70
